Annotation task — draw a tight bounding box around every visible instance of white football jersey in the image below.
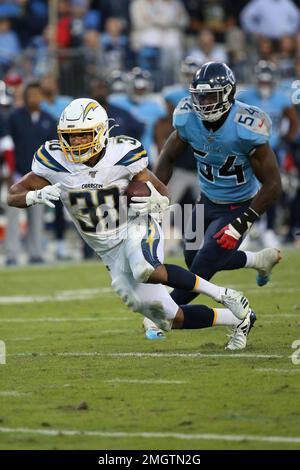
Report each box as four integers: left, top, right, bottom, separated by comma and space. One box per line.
32, 135, 148, 252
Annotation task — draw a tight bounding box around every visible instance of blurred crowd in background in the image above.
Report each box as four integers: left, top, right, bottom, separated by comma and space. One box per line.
1, 0, 300, 265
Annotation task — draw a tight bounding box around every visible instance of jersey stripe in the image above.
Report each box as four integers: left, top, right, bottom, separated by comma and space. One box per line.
115, 145, 147, 167
34, 145, 70, 172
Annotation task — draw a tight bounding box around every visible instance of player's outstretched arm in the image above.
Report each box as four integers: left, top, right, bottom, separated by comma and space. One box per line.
214, 144, 282, 250
155, 130, 188, 184
7, 172, 60, 209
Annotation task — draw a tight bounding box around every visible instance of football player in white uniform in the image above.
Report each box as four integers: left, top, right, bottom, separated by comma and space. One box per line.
7, 98, 256, 350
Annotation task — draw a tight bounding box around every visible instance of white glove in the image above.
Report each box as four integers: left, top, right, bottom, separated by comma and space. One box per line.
129, 181, 170, 218
26, 182, 61, 208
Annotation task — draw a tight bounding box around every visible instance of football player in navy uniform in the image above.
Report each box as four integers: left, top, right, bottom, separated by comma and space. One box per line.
155, 61, 282, 309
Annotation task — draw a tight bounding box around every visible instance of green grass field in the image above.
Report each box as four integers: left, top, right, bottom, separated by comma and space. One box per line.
0, 249, 300, 450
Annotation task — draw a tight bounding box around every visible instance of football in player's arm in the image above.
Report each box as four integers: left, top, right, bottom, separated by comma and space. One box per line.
7, 97, 255, 350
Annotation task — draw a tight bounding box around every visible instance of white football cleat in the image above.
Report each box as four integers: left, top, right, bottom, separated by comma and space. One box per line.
225, 309, 256, 351
143, 317, 166, 340
220, 288, 250, 320
254, 248, 281, 287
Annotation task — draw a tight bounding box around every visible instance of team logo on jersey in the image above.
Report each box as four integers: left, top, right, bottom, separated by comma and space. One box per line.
82, 101, 99, 121
89, 170, 97, 178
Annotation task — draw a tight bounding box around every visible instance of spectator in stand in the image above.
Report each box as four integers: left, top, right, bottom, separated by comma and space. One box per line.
93, 0, 130, 31
0, 15, 20, 74
191, 0, 236, 43
188, 28, 227, 64
277, 35, 296, 80
4, 72, 24, 108
240, 0, 300, 39
130, 0, 189, 88
26, 23, 57, 77
101, 17, 130, 71
57, 0, 72, 49
0, 81, 14, 215
82, 29, 103, 85
70, 0, 100, 47
16, 0, 48, 47
5, 81, 57, 265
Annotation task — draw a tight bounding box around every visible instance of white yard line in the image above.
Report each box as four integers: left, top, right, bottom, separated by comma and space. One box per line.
0, 317, 132, 322
0, 288, 113, 304
255, 368, 300, 373
104, 379, 188, 384
8, 330, 128, 340
0, 427, 299, 444
0, 391, 31, 397
9, 351, 283, 359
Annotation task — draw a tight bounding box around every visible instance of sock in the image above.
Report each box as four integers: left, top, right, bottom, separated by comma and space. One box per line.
143, 317, 162, 331
181, 304, 215, 329
214, 308, 241, 326
244, 251, 257, 268
164, 264, 223, 301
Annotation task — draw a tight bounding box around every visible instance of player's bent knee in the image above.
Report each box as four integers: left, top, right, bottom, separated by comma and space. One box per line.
131, 261, 154, 283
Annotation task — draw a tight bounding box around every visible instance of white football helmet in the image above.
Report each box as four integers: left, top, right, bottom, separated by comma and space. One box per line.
57, 98, 109, 163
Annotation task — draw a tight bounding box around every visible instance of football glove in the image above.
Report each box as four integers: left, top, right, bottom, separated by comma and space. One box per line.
129, 181, 169, 218
26, 182, 61, 208
213, 224, 241, 250
214, 208, 259, 250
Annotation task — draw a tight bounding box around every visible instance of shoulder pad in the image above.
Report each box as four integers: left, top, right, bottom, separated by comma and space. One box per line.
234, 103, 271, 140
173, 97, 193, 128
112, 136, 147, 167
34, 141, 70, 173
174, 97, 193, 115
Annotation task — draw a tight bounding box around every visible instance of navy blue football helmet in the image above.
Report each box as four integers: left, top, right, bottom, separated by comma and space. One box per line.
189, 62, 236, 122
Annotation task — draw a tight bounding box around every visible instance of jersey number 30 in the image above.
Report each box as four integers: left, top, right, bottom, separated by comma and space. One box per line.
69, 188, 122, 233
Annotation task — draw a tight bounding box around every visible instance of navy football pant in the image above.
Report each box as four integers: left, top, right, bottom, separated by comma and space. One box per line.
171, 194, 251, 305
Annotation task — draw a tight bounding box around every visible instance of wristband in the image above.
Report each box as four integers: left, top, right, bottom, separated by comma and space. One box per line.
231, 207, 259, 236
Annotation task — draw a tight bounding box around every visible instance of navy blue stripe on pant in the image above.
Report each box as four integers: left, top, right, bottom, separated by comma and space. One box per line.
171, 194, 251, 305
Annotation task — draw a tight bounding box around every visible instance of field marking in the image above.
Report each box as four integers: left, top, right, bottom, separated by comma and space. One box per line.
0, 288, 113, 304
0, 426, 299, 444
262, 314, 300, 318
0, 391, 31, 397
8, 330, 129, 340
0, 317, 132, 323
104, 379, 188, 384
9, 351, 283, 359
255, 368, 300, 373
